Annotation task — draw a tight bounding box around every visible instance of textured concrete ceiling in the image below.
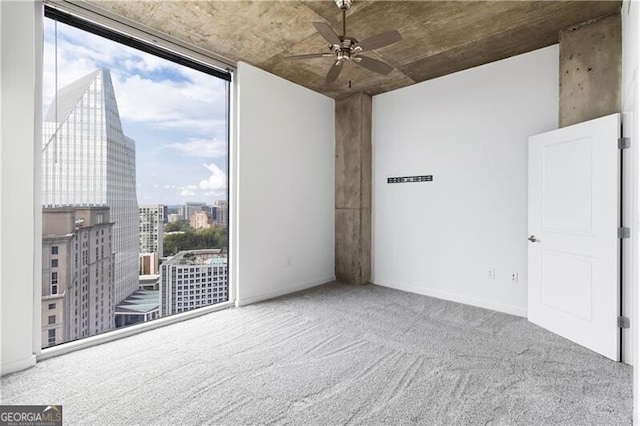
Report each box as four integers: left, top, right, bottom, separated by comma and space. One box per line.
91, 1, 621, 99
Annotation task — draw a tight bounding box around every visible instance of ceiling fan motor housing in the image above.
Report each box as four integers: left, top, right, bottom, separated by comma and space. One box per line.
332, 37, 357, 61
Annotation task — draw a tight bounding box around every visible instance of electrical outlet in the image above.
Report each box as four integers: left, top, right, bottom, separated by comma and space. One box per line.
488, 269, 495, 279
511, 272, 519, 283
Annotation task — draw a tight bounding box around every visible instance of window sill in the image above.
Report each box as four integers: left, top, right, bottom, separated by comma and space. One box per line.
38, 300, 234, 362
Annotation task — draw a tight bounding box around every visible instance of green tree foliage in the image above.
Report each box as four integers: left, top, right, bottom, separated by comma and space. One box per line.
164, 220, 191, 233
163, 226, 228, 256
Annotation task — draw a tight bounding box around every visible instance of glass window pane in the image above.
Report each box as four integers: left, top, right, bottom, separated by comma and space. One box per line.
41, 10, 229, 349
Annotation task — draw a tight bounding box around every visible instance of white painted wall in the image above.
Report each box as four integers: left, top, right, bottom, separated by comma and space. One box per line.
372, 46, 559, 317
621, 0, 639, 420
1, 1, 42, 375
0, 0, 3, 376
235, 62, 335, 306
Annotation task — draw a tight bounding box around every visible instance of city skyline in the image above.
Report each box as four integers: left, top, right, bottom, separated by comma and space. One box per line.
43, 18, 229, 206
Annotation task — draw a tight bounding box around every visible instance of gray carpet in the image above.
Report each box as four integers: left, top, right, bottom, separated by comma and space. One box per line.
0, 282, 632, 425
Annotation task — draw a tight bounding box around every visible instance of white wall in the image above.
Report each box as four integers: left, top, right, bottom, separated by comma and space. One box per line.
621, 0, 639, 420
372, 46, 559, 317
0, 0, 3, 377
1, 1, 42, 375
235, 62, 335, 306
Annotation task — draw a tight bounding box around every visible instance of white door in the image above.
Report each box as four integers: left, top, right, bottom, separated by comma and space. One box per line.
528, 113, 620, 361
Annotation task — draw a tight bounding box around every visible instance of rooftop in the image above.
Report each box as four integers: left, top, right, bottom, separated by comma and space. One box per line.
115, 289, 159, 314
165, 249, 225, 266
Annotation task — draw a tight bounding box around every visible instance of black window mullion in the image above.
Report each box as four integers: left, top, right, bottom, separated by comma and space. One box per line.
44, 6, 232, 82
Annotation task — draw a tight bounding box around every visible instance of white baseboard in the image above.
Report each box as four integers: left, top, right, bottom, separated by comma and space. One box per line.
1, 354, 36, 376
236, 276, 335, 307
374, 279, 527, 318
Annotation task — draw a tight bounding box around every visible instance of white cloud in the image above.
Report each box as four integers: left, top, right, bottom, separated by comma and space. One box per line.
121, 54, 174, 74
199, 163, 227, 193
43, 20, 227, 137
113, 74, 226, 132
167, 138, 226, 158
163, 184, 199, 198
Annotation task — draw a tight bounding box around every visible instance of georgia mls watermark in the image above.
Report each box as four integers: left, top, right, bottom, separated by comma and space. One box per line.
0, 406, 62, 426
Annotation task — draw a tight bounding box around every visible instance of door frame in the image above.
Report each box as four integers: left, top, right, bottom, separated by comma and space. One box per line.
621, 111, 633, 364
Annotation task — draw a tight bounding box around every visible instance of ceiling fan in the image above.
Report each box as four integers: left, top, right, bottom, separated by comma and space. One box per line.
284, 0, 402, 84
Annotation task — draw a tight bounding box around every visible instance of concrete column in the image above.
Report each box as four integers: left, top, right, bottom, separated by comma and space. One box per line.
559, 14, 622, 127
335, 93, 372, 284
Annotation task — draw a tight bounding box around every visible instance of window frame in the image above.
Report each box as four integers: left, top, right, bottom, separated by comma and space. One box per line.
47, 329, 56, 346
50, 271, 58, 296
37, 1, 236, 360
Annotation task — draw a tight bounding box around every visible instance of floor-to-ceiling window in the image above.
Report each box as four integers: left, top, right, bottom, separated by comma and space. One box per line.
41, 6, 231, 349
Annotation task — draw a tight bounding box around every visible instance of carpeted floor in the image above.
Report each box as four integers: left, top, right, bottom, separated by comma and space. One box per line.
0, 282, 632, 425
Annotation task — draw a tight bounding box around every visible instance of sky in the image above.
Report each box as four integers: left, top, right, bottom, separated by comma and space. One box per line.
43, 18, 228, 206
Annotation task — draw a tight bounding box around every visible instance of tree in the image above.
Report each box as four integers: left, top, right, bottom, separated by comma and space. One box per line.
164, 220, 190, 233
163, 226, 228, 256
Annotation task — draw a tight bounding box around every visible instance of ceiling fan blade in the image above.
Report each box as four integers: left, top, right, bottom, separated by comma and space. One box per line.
356, 30, 402, 52
325, 61, 344, 84
313, 22, 342, 46
283, 53, 333, 60
354, 55, 394, 76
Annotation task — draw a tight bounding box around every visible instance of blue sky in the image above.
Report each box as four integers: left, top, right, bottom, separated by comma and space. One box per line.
43, 19, 228, 205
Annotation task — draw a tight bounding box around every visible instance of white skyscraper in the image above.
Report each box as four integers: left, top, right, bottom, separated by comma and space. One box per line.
42, 68, 139, 304
139, 205, 164, 255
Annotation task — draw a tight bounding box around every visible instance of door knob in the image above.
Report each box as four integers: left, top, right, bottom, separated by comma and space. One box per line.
528, 235, 538, 243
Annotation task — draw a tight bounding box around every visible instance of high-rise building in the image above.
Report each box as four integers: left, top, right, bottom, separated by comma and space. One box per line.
42, 68, 139, 305
177, 206, 186, 220
41, 207, 115, 348
167, 213, 183, 223
190, 211, 210, 229
185, 202, 206, 222
160, 249, 228, 316
214, 200, 228, 226
205, 205, 216, 221
139, 205, 164, 257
